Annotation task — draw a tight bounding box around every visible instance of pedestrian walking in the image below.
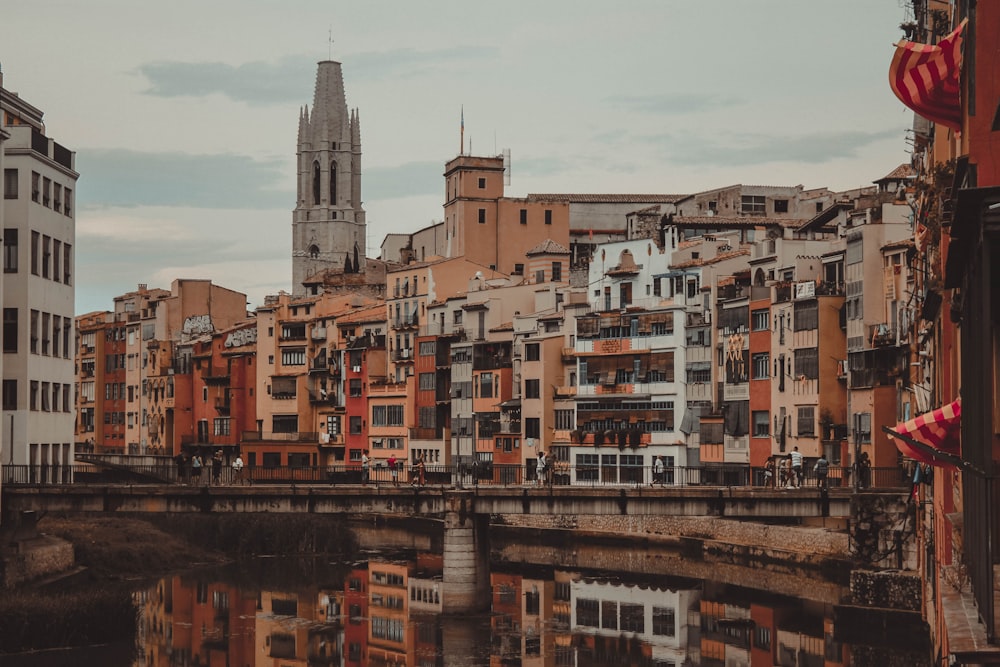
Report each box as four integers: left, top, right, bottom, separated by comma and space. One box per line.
814, 454, 829, 490
764, 456, 776, 488
211, 450, 223, 485
790, 447, 803, 488
388, 454, 399, 486
652, 455, 665, 486
175, 452, 188, 484
412, 455, 426, 486
361, 449, 370, 484
232, 454, 245, 485
191, 454, 203, 484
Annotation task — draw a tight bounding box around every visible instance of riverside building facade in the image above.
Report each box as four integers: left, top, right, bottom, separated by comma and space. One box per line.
1, 70, 77, 471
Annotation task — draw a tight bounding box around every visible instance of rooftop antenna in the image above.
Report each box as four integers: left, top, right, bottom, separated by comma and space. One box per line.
328, 27, 333, 60
460, 105, 464, 156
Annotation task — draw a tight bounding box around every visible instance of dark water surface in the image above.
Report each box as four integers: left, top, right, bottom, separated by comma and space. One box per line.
4, 538, 930, 666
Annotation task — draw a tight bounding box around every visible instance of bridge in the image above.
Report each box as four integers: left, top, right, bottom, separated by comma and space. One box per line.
1, 477, 885, 613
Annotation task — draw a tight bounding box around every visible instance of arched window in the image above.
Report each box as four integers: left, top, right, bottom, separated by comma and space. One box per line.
312, 161, 321, 205
309, 245, 320, 259
329, 161, 337, 206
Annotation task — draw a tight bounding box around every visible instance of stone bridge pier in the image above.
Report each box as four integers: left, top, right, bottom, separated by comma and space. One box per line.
441, 490, 490, 614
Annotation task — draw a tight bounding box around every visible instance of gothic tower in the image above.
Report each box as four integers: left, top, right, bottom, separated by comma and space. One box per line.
292, 60, 366, 293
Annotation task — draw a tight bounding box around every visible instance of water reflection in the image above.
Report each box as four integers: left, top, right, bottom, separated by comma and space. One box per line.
119, 551, 918, 667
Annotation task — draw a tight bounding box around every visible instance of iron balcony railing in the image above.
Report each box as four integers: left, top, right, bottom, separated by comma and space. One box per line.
2, 462, 909, 491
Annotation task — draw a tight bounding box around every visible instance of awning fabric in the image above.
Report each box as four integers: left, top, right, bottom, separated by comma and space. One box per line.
888, 19, 967, 132
887, 398, 961, 469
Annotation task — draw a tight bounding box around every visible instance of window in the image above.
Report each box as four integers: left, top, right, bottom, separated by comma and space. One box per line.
752, 352, 769, 379
620, 603, 645, 633
3, 169, 17, 199
42, 177, 51, 207
525, 417, 540, 438
29, 380, 38, 411
3, 308, 17, 353
740, 195, 766, 215
513, 263, 523, 275
555, 409, 574, 430
576, 598, 600, 627
551, 262, 562, 282
281, 347, 306, 365
349, 415, 362, 435
793, 300, 818, 330
519, 209, 527, 224
30, 231, 39, 275
854, 411, 872, 443
751, 308, 769, 331
525, 343, 540, 361
372, 404, 405, 426
524, 379, 540, 399
794, 347, 819, 380
30, 310, 38, 354
349, 379, 362, 397
478, 208, 486, 224
753, 411, 770, 437
479, 372, 493, 398
419, 372, 435, 390
214, 418, 231, 435
41, 382, 50, 411
272, 414, 298, 433
653, 607, 676, 636
52, 240, 61, 283
419, 340, 436, 356
773, 199, 789, 213
2, 380, 16, 410
478, 177, 486, 189
797, 406, 815, 436
31, 172, 40, 203
544, 209, 552, 225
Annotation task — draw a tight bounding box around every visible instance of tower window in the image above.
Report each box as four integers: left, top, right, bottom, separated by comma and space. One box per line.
520, 209, 527, 225
330, 161, 337, 205
478, 208, 486, 224
309, 245, 320, 259
478, 177, 486, 189
312, 161, 321, 205
544, 209, 552, 225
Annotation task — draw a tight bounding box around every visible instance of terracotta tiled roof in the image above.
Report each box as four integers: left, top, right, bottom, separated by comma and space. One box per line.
882, 239, 915, 251
526, 239, 571, 256
669, 248, 750, 269
875, 163, 915, 182
336, 304, 387, 325
526, 193, 688, 204
671, 215, 805, 228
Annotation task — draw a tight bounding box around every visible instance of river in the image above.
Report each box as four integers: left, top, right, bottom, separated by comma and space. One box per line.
5, 526, 930, 667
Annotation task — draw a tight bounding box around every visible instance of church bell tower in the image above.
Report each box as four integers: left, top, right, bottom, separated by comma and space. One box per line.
292, 60, 366, 293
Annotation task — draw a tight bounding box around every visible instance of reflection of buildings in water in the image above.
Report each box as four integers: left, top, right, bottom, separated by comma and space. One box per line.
699, 582, 847, 667
135, 576, 257, 667
570, 576, 700, 667
344, 566, 369, 666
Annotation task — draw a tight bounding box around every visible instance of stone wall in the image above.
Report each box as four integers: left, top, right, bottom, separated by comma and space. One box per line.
496, 513, 849, 556
849, 493, 917, 570
1, 536, 74, 588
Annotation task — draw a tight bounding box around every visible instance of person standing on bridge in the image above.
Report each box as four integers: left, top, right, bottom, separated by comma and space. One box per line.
175, 452, 188, 484
536, 451, 547, 486
814, 454, 829, 490
191, 454, 203, 485
232, 454, 245, 485
388, 454, 399, 486
211, 450, 223, 485
790, 447, 803, 488
361, 449, 370, 484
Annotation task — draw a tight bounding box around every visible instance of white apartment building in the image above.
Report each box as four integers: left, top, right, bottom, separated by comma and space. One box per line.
1, 71, 77, 470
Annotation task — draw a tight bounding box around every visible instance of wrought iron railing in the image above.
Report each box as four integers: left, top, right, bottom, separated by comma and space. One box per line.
2, 462, 910, 491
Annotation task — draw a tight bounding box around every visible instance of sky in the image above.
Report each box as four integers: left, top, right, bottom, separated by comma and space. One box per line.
1, 1, 917, 315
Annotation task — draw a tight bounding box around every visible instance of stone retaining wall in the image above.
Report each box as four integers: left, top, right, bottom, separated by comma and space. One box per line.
497, 513, 849, 557
1, 536, 74, 588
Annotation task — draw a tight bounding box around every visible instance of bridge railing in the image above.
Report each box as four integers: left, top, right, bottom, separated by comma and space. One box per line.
1, 462, 910, 490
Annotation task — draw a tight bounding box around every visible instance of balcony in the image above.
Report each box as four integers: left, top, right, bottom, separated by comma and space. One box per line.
869, 323, 898, 347
393, 314, 419, 331
308, 389, 341, 406
392, 348, 414, 362
214, 398, 231, 414
241, 431, 320, 443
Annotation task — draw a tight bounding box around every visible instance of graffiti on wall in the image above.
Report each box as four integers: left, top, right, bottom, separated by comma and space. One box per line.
182, 314, 213, 336
225, 328, 257, 348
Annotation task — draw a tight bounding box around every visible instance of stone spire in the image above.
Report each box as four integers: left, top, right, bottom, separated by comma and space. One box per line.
291, 61, 366, 293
